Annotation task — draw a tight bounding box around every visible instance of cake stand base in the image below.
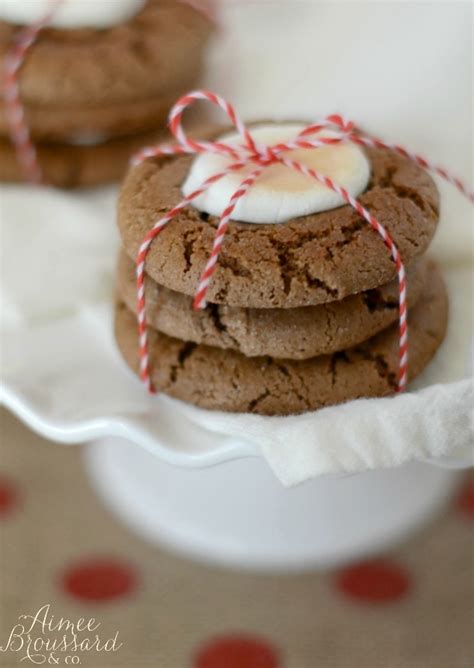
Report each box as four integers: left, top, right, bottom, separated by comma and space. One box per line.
84, 437, 460, 572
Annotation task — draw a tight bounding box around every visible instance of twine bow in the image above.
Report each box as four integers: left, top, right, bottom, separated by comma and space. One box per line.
131, 90, 473, 395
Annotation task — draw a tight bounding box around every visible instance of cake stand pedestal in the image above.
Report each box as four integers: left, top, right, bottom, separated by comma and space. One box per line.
85, 437, 460, 572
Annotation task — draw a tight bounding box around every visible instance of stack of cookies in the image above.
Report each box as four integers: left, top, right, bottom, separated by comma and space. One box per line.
0, 0, 213, 187
114, 123, 448, 416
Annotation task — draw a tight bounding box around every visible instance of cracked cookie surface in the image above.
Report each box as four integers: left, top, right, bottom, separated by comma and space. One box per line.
114, 263, 448, 415
117, 250, 429, 359
118, 139, 439, 308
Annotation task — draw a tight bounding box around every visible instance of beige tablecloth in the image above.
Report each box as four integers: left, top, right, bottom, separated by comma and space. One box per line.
0, 408, 473, 668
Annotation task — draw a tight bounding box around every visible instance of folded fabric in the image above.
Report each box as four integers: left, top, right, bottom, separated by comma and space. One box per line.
177, 379, 473, 486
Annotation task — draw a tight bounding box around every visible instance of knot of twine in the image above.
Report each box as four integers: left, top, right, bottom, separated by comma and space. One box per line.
132, 89, 473, 395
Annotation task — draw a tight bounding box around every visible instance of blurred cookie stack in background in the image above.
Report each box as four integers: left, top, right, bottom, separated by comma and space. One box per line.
0, 0, 214, 187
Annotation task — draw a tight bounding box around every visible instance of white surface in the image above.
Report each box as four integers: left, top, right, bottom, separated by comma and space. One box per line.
0, 2, 473, 488
85, 438, 460, 571
182, 124, 370, 223
0, 0, 145, 29
0, 185, 118, 327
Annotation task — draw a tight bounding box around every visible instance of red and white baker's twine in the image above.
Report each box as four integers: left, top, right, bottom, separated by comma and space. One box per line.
132, 90, 473, 395
2, 0, 63, 183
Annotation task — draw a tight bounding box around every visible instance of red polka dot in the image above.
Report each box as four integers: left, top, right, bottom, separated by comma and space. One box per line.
0, 475, 19, 518
456, 479, 474, 519
62, 558, 137, 602
336, 559, 411, 604
194, 634, 279, 668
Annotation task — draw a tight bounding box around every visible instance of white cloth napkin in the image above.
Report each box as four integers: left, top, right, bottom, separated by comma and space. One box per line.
177, 379, 473, 486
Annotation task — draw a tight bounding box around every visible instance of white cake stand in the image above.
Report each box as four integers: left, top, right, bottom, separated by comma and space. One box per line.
84, 436, 460, 572
1, 304, 470, 572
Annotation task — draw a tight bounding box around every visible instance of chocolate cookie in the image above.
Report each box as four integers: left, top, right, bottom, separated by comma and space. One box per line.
0, 127, 170, 188
117, 250, 429, 359
118, 141, 439, 308
114, 263, 448, 415
0, 0, 213, 141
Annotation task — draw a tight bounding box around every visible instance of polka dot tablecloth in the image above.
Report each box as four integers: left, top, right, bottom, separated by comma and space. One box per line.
0, 408, 473, 668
